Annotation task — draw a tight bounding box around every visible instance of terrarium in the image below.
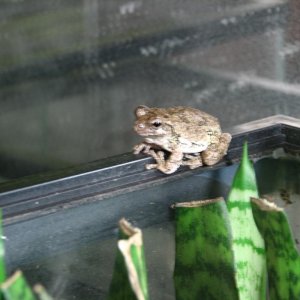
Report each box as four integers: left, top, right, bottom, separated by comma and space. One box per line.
0, 0, 299, 299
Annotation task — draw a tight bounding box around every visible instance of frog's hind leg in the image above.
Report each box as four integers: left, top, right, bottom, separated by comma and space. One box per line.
201, 133, 232, 166
182, 154, 203, 169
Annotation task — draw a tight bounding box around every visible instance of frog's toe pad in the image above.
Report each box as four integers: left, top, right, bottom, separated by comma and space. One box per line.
145, 163, 158, 170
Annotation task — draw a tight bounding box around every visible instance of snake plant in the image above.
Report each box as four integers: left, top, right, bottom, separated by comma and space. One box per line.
107, 218, 149, 300
173, 198, 239, 300
252, 197, 300, 299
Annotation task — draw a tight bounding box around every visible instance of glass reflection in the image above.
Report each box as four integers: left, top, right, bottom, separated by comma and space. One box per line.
1, 0, 299, 181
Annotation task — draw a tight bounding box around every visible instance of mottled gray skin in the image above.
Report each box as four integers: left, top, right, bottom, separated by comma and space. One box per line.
133, 105, 231, 174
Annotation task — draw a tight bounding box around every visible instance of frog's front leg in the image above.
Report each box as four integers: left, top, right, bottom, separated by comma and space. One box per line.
146, 150, 183, 174
133, 142, 153, 155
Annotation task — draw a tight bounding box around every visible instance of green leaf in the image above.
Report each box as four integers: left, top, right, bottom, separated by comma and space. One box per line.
252, 197, 300, 300
173, 198, 239, 300
0, 209, 6, 284
1, 270, 37, 300
107, 219, 149, 300
227, 142, 267, 299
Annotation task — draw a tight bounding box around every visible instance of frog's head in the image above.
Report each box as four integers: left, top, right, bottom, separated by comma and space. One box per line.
134, 105, 172, 137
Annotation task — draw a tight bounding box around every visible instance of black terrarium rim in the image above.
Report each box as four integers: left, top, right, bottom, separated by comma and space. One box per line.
0, 114, 300, 224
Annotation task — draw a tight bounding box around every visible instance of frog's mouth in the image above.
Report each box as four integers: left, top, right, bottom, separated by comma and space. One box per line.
135, 129, 164, 137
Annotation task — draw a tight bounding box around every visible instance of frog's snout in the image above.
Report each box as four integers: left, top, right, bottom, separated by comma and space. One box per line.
134, 121, 146, 135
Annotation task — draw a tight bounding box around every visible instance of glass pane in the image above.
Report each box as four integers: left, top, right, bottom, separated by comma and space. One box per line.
5, 157, 300, 299
0, 0, 299, 181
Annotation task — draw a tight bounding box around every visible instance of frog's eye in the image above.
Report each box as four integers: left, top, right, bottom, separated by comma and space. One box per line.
152, 120, 161, 127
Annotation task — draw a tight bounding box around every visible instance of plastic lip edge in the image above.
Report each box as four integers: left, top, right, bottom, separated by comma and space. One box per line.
1, 114, 300, 224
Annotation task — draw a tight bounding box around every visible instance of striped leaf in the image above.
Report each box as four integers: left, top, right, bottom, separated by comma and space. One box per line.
173, 198, 239, 300
251, 197, 300, 300
0, 270, 37, 300
0, 210, 6, 285
107, 218, 149, 300
227, 142, 267, 299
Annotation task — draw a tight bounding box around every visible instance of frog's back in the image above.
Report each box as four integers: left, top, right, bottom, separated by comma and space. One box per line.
169, 106, 221, 136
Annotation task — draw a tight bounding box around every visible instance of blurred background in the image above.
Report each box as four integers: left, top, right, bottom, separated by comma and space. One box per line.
0, 0, 299, 182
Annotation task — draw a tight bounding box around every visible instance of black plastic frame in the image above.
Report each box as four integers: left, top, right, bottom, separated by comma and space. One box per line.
1, 115, 300, 225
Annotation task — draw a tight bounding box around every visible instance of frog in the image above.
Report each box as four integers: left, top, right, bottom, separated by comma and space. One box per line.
133, 105, 232, 174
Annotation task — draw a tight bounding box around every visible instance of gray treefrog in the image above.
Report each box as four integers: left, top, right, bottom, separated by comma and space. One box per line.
133, 105, 231, 174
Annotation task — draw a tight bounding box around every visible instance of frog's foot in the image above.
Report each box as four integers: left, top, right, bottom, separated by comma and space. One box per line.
202, 132, 232, 166
133, 142, 152, 155
146, 150, 183, 174
145, 150, 165, 170
183, 154, 203, 169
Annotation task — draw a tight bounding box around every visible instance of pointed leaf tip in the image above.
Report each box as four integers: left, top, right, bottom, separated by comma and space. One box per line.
242, 141, 248, 163
228, 140, 257, 194
1, 270, 37, 300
